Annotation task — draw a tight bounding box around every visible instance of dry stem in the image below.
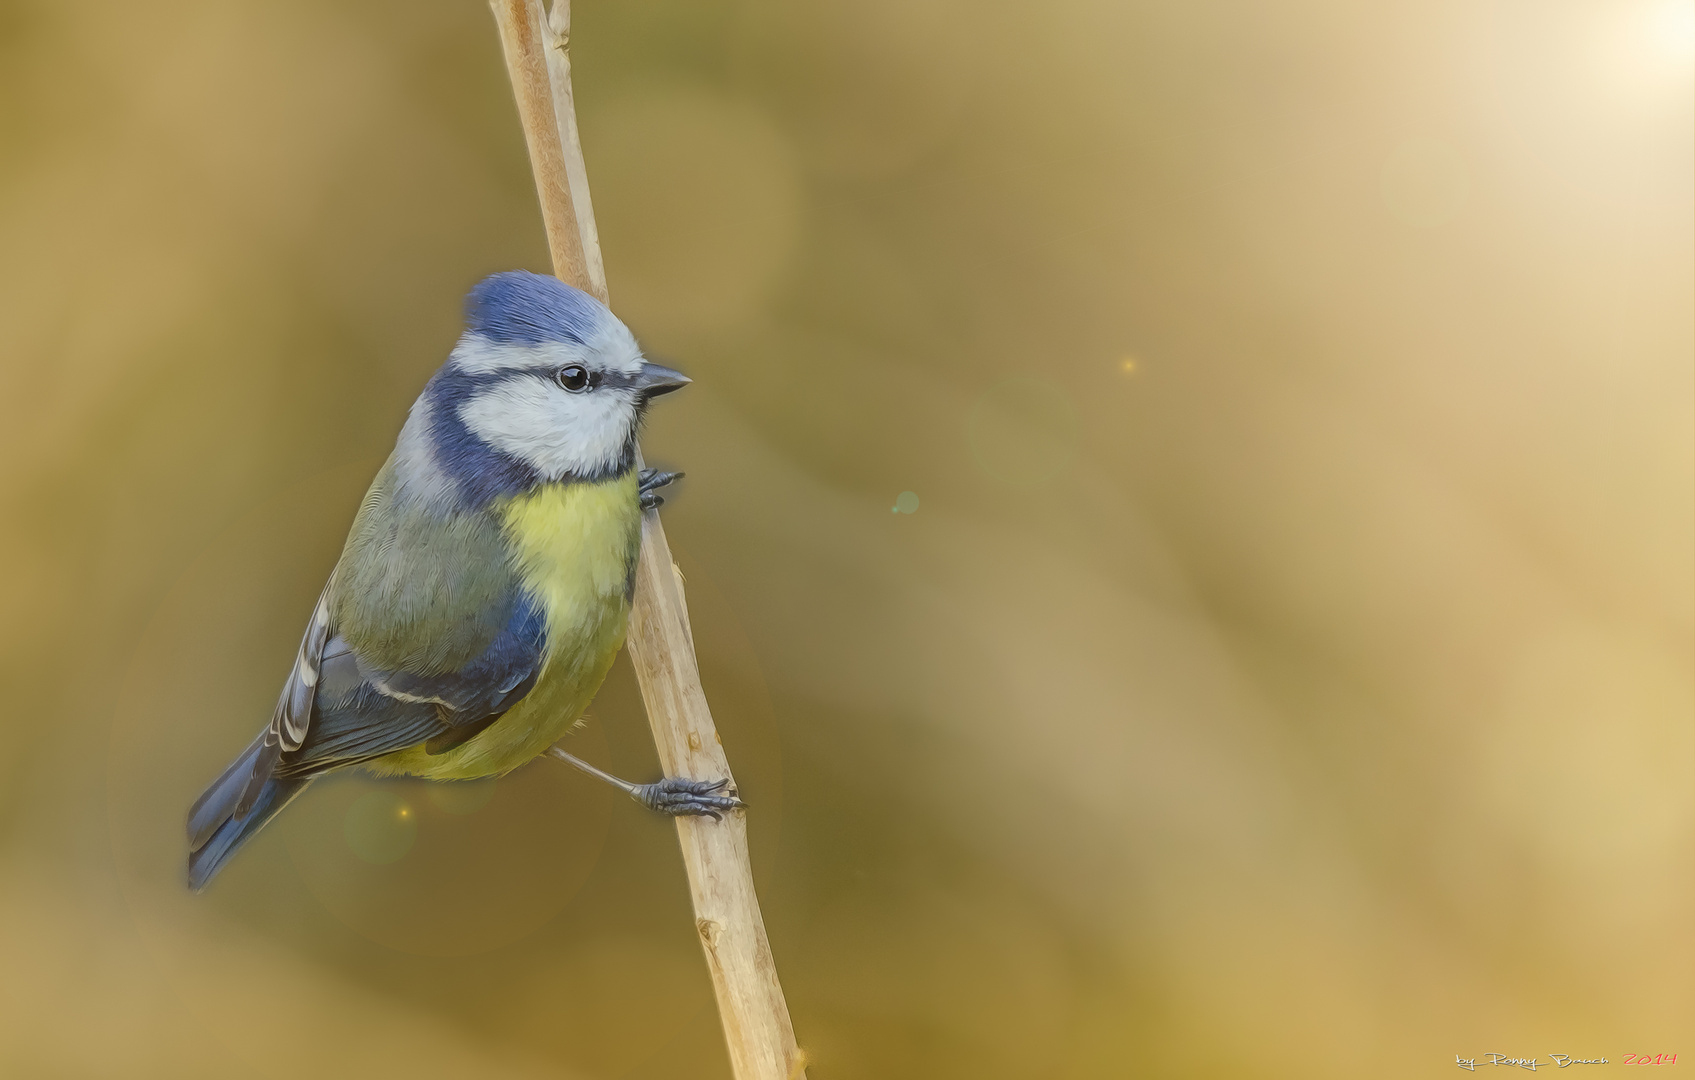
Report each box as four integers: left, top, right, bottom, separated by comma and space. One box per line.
489, 2, 808, 1077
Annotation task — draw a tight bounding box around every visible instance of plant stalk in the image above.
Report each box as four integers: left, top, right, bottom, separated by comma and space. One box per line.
488, 3, 809, 1077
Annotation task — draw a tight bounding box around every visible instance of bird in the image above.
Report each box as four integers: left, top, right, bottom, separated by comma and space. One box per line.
186, 270, 741, 891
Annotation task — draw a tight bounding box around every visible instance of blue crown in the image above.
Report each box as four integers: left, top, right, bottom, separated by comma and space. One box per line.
464, 271, 608, 346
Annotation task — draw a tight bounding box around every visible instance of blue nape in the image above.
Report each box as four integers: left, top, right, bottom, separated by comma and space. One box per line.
465, 271, 608, 346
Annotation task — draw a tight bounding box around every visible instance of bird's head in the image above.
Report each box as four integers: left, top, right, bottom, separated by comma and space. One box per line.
419, 271, 688, 505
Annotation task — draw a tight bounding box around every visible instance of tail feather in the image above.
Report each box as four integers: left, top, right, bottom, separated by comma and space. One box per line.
187, 773, 311, 891
187, 734, 311, 891
188, 734, 266, 853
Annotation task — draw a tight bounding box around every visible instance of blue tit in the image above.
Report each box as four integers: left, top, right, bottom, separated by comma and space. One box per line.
186, 271, 741, 891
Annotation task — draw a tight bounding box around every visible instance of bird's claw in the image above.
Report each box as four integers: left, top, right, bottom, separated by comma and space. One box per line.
638, 468, 682, 493
637, 467, 678, 508
631, 776, 745, 820
638, 468, 683, 510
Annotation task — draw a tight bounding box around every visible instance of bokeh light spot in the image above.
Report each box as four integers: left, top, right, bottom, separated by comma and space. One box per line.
893, 491, 920, 514
1120, 356, 1139, 375
343, 789, 417, 865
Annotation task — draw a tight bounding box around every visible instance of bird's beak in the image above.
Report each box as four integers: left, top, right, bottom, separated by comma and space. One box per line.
634, 362, 691, 398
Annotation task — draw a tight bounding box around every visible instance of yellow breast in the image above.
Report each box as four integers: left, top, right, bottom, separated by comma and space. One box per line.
371, 471, 642, 780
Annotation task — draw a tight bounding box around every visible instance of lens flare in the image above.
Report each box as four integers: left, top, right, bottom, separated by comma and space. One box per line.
343, 790, 417, 865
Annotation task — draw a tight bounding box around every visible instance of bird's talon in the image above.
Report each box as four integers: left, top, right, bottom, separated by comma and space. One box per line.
631, 775, 745, 817
638, 469, 683, 499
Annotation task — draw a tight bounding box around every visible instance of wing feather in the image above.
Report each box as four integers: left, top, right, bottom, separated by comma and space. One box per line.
234, 581, 335, 817
201, 462, 551, 841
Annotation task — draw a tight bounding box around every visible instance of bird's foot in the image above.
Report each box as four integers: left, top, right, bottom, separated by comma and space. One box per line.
548, 746, 741, 819
638, 468, 683, 510
630, 776, 745, 820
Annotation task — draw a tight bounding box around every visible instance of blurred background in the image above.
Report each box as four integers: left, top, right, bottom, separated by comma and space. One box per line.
0, 0, 1690, 1076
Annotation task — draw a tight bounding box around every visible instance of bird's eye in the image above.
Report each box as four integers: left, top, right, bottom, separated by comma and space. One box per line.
555, 365, 590, 392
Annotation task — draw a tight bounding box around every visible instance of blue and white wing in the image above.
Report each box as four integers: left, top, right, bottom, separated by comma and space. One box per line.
228, 581, 336, 817
187, 585, 546, 857
283, 594, 547, 772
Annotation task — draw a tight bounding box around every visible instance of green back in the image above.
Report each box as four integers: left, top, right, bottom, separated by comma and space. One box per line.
329, 457, 520, 676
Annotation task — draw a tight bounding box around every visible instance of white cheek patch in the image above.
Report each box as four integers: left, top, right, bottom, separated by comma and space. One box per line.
458, 376, 636, 479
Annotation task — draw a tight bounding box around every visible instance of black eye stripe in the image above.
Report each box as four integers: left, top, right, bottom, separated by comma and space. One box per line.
496, 365, 642, 393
